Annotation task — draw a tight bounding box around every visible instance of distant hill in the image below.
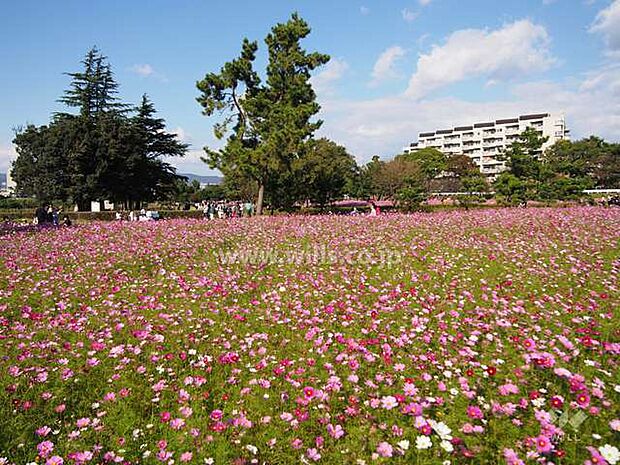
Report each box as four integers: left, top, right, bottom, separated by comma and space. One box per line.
0, 171, 223, 188
179, 173, 222, 185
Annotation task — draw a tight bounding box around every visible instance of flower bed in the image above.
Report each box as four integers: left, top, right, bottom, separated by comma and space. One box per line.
0, 208, 618, 464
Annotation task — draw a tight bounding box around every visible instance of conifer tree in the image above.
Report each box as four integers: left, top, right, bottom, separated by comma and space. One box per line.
197, 13, 329, 214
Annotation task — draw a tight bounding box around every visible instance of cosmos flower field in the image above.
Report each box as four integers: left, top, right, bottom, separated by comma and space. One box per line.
1, 208, 619, 465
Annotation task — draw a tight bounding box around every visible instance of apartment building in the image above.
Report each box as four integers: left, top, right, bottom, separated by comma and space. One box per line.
403, 113, 569, 176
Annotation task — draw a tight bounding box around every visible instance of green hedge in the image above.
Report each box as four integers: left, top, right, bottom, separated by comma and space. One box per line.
0, 198, 40, 209
0, 202, 585, 223
0, 209, 207, 223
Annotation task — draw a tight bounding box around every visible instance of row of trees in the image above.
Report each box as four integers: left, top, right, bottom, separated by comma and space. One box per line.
10, 14, 619, 213
495, 128, 620, 204
198, 13, 619, 212
350, 148, 488, 209
167, 128, 619, 211
12, 48, 187, 210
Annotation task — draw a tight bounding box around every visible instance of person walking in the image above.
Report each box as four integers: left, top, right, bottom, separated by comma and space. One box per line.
52, 206, 60, 226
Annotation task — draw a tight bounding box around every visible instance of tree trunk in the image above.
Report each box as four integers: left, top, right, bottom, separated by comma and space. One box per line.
256, 183, 265, 216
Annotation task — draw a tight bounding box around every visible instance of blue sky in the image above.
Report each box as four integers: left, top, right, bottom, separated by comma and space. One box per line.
1, 0, 619, 175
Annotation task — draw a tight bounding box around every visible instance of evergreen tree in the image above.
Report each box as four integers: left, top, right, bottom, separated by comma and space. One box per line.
125, 95, 188, 207
197, 13, 329, 214
58, 46, 126, 119
502, 127, 547, 180
12, 48, 185, 210
295, 138, 358, 207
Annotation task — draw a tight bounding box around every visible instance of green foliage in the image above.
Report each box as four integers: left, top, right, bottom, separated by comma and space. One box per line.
396, 185, 427, 211
497, 128, 619, 203
295, 138, 358, 207
538, 175, 593, 201
57, 46, 127, 118
543, 136, 620, 189
352, 156, 384, 200
11, 48, 187, 210
502, 127, 547, 180
494, 173, 530, 205
196, 13, 329, 214
0, 197, 39, 209
398, 147, 448, 180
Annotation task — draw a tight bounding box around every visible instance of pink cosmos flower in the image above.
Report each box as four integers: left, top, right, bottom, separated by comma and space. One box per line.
376, 442, 393, 458
461, 423, 474, 434
503, 448, 525, 465
36, 426, 52, 437
327, 424, 345, 439
76, 418, 90, 428
46, 456, 64, 465
534, 435, 553, 454
499, 383, 519, 396
404, 382, 418, 396
381, 395, 398, 410
180, 452, 193, 462
170, 417, 185, 430
586, 446, 608, 465
306, 447, 321, 461
522, 339, 536, 351
467, 405, 484, 419
37, 440, 54, 458
156, 450, 173, 462
576, 393, 591, 408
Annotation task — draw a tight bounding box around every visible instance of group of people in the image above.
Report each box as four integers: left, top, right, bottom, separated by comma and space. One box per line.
33, 205, 72, 226
201, 201, 255, 220
116, 209, 159, 222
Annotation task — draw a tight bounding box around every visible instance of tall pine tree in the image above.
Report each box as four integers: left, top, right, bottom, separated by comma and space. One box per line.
197, 13, 329, 214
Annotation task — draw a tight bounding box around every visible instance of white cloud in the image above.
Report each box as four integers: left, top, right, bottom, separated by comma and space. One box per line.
370, 46, 407, 86
171, 127, 192, 143
590, 0, 620, 53
129, 63, 168, 82
310, 58, 349, 96
130, 63, 155, 77
0, 144, 16, 172
405, 19, 556, 99
170, 149, 221, 176
419, 0, 432, 5
316, 64, 620, 164
360, 5, 370, 15
401, 8, 418, 22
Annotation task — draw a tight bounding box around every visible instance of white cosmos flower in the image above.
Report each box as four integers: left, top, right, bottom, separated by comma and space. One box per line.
430, 420, 452, 439
600, 444, 620, 464
397, 440, 410, 451
440, 440, 454, 453
416, 436, 432, 450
